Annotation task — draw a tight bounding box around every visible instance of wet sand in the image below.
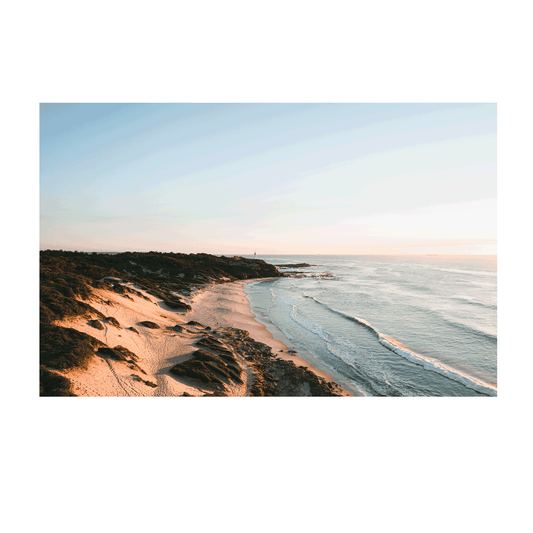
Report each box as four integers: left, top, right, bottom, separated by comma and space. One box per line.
192, 279, 354, 396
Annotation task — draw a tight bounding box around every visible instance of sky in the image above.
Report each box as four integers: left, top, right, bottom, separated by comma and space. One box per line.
40, 103, 496, 255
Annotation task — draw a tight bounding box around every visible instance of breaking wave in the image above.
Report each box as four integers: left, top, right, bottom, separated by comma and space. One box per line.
302, 293, 497, 396
286, 303, 401, 396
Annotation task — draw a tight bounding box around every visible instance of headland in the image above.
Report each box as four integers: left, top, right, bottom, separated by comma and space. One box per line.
40, 251, 348, 396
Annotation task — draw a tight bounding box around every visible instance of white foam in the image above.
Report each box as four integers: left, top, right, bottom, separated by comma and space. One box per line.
377, 335, 497, 397
303, 293, 497, 397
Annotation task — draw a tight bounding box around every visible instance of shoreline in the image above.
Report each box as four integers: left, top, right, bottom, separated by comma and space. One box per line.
40, 250, 352, 396
244, 279, 363, 396
191, 278, 354, 396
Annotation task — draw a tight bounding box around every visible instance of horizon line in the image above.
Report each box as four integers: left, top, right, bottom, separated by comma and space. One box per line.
39, 249, 497, 257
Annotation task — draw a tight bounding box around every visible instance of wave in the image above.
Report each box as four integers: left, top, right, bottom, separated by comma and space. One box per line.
286, 303, 401, 396
432, 267, 497, 277
450, 296, 497, 311
440, 315, 497, 343
302, 293, 497, 396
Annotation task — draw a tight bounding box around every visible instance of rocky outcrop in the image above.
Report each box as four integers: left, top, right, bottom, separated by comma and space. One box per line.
169, 348, 244, 393
217, 327, 342, 396
166, 326, 343, 397
276, 263, 314, 268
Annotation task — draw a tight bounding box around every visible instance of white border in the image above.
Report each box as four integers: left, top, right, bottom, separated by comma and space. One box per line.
18, 84, 516, 416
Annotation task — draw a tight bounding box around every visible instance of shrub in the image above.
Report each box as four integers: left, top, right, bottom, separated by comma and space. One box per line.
139, 321, 160, 329
40, 366, 76, 396
40, 324, 103, 371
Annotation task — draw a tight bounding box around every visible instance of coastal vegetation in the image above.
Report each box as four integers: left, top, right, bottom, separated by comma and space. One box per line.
39, 250, 341, 396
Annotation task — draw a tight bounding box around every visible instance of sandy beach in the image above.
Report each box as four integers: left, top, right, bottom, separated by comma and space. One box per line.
193, 279, 353, 393
50, 275, 349, 396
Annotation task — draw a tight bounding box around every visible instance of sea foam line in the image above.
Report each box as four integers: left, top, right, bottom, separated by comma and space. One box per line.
287, 303, 389, 396
303, 294, 497, 396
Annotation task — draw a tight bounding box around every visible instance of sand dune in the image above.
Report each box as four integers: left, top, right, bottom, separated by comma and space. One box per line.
50, 277, 347, 397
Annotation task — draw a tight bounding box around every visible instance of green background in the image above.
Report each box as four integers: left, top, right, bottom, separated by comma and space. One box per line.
0, 1, 531, 532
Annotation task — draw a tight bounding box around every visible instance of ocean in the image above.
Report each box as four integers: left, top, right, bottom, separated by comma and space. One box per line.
243, 255, 497, 397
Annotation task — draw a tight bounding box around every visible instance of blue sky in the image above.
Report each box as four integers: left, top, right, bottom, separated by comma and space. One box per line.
40, 103, 496, 254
